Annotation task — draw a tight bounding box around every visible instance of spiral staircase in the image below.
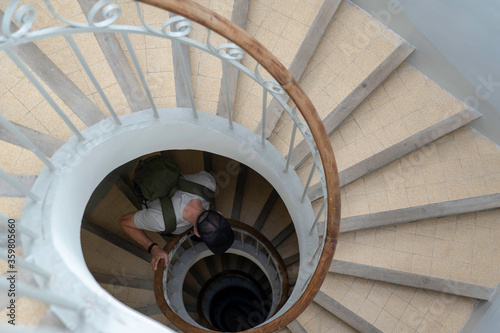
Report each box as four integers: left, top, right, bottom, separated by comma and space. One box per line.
1, 0, 500, 332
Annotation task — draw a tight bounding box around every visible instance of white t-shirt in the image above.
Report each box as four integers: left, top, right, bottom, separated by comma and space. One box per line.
134, 171, 216, 234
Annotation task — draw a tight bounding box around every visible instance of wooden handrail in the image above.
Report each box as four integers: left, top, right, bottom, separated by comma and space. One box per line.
142, 0, 341, 331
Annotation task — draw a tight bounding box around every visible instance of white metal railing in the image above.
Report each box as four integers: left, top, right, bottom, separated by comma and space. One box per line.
0, 0, 331, 331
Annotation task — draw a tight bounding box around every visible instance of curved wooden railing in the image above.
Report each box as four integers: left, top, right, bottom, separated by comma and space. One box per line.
142, 0, 341, 331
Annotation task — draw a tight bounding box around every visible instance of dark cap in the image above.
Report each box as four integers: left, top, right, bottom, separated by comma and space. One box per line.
196, 210, 234, 254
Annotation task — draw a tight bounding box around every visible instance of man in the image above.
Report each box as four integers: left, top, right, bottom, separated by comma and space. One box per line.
119, 171, 234, 270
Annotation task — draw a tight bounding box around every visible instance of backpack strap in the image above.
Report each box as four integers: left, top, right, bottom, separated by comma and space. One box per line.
159, 196, 177, 234
176, 178, 215, 202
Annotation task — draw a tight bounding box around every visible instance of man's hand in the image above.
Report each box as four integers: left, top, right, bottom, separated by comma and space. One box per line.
150, 246, 169, 271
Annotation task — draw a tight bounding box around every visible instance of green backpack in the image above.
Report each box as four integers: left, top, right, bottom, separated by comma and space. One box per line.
133, 155, 215, 234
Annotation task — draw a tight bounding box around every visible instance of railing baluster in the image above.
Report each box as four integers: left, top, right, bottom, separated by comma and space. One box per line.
4, 49, 84, 141
0, 279, 82, 311
0, 252, 51, 278
0, 213, 38, 239
0, 113, 55, 171
310, 201, 325, 235
261, 86, 268, 146
304, 274, 313, 289
172, 40, 197, 118
311, 244, 321, 263
301, 163, 316, 203
0, 170, 39, 201
284, 121, 298, 173
221, 60, 234, 129
122, 33, 159, 118
65, 35, 121, 125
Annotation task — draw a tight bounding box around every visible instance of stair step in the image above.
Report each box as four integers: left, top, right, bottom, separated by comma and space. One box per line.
168, 150, 205, 174
314, 290, 382, 333
252, 189, 279, 231
271, 222, 295, 248
212, 155, 240, 217
114, 176, 142, 210
183, 285, 199, 300
0, 122, 63, 156
284, 253, 300, 267
188, 263, 210, 287
256, 0, 343, 138
315, 193, 500, 235
135, 304, 162, 316
78, 0, 150, 112
290, 42, 415, 169
0, 174, 37, 197
82, 218, 150, 262
169, 11, 193, 109
330, 260, 495, 300
216, 0, 249, 118
287, 319, 307, 333
239, 167, 273, 224
1, 9, 104, 126
307, 108, 481, 201
339, 193, 500, 233
93, 273, 154, 290
231, 163, 248, 220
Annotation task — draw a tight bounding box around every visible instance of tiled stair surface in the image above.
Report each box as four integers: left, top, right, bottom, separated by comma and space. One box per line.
269, 0, 405, 156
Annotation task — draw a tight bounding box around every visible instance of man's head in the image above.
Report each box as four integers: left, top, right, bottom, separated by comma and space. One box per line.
196, 210, 234, 254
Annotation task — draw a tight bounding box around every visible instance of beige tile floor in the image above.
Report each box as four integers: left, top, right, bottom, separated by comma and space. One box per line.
315, 273, 477, 333
335, 208, 500, 288
339, 125, 500, 218
232, 0, 324, 130
269, 0, 403, 157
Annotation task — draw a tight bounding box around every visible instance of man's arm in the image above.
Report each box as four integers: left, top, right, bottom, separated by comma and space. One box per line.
118, 212, 169, 270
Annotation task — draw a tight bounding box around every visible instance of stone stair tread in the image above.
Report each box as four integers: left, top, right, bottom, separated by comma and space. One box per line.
0, 173, 37, 197
337, 126, 500, 219
306, 108, 482, 201
232, 0, 326, 130
255, 0, 343, 138
0, 121, 63, 157
333, 207, 500, 289
216, 0, 250, 118
318, 272, 478, 333
288, 42, 415, 169
329, 260, 495, 300
268, 7, 408, 157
